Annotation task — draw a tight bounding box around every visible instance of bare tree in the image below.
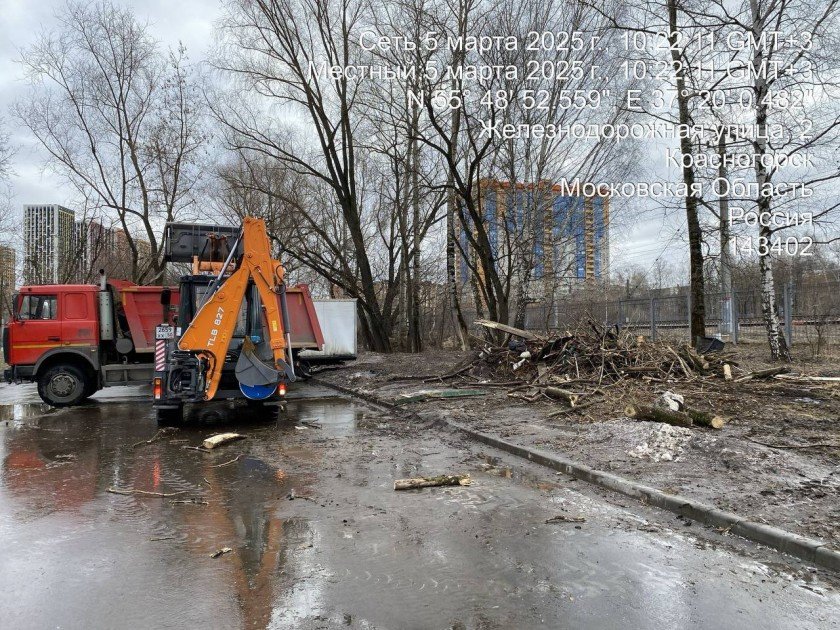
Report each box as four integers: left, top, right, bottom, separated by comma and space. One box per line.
15, 0, 205, 284
0, 119, 15, 235
214, 0, 407, 351
681, 0, 840, 360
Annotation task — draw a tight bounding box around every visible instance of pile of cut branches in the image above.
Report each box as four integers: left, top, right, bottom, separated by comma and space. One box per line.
469, 319, 738, 385
432, 319, 750, 419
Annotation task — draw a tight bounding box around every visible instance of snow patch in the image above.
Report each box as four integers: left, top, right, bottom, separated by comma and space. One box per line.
628, 424, 693, 462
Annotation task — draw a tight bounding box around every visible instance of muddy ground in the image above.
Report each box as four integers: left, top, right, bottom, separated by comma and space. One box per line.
315, 345, 840, 550
5, 384, 840, 628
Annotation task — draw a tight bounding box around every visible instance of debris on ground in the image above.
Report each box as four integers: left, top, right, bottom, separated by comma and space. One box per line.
315, 335, 840, 544
131, 427, 179, 449
394, 389, 488, 405
202, 433, 246, 449
107, 487, 188, 498
628, 425, 693, 462
393, 474, 472, 490
545, 514, 586, 524
210, 547, 232, 558
426, 319, 816, 424
210, 455, 243, 468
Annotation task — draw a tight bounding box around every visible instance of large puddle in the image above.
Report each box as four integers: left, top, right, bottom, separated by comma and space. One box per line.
0, 393, 368, 628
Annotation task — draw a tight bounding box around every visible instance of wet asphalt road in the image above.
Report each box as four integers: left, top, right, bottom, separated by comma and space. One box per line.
0, 383, 838, 630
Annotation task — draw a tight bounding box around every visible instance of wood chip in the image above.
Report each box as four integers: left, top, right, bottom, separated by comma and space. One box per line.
202, 433, 246, 450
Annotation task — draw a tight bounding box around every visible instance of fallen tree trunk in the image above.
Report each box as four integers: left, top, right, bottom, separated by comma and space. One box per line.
685, 408, 725, 429
474, 319, 539, 340
625, 404, 693, 428
394, 475, 471, 491
735, 366, 790, 382
544, 386, 581, 407
202, 433, 246, 450
774, 374, 840, 383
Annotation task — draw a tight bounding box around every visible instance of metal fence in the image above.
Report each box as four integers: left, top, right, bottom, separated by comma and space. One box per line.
506, 279, 840, 356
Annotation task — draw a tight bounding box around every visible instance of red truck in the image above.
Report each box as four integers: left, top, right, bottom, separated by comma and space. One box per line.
3, 276, 179, 406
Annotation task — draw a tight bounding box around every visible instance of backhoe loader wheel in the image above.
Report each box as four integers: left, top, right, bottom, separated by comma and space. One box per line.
156, 406, 184, 425
37, 364, 89, 407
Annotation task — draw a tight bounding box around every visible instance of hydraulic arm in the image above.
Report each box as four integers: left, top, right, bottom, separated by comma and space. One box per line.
177, 217, 295, 400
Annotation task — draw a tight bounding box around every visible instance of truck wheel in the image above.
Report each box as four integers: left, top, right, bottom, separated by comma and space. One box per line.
37, 365, 89, 407
81, 379, 100, 401
296, 359, 312, 379
156, 407, 184, 425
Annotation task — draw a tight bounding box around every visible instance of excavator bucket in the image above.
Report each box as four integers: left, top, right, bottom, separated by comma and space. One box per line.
235, 338, 294, 399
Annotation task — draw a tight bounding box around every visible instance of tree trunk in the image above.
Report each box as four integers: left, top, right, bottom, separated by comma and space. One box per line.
718, 133, 735, 340
409, 111, 423, 352
625, 404, 693, 428
749, 0, 790, 361
666, 0, 706, 342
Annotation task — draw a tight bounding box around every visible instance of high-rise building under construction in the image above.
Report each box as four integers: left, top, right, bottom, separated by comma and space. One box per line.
459, 180, 610, 295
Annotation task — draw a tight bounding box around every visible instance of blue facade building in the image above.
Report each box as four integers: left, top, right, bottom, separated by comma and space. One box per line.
459, 180, 610, 291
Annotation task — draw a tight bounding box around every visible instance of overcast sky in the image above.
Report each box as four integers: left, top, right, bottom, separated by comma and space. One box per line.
0, 0, 683, 279
0, 0, 219, 200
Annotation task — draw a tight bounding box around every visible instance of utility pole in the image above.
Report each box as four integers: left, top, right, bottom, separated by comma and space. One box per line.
718, 133, 735, 341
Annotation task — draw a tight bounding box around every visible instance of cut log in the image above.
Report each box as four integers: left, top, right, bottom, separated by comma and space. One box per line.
202, 433, 246, 450
474, 319, 539, 340
735, 366, 791, 382
685, 408, 725, 429
680, 345, 710, 372
393, 475, 471, 491
544, 386, 581, 407
774, 374, 840, 383
623, 366, 660, 374
723, 364, 732, 381
624, 404, 693, 428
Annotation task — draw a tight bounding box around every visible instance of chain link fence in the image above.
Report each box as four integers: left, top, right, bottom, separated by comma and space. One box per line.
454, 279, 840, 357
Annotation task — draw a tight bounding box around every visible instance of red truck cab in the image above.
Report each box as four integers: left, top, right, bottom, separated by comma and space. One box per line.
6, 285, 100, 370
3, 280, 178, 407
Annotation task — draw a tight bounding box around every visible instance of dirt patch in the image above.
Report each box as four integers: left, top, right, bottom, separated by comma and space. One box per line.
314, 349, 840, 549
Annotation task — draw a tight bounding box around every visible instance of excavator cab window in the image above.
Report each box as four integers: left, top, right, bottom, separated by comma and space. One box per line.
178, 276, 263, 345
193, 285, 249, 338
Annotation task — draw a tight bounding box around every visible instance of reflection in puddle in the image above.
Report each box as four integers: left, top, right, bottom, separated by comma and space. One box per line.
284, 398, 362, 437
0, 402, 56, 422
0, 393, 362, 629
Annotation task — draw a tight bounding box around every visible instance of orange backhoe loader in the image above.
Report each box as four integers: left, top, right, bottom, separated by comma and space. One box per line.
152, 217, 324, 422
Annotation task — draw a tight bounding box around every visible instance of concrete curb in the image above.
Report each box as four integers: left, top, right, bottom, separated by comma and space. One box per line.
312, 377, 840, 573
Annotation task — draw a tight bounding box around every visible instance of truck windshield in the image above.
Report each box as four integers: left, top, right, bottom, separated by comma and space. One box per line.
17, 295, 57, 320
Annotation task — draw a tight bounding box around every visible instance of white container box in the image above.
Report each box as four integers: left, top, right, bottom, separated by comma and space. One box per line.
300, 299, 357, 360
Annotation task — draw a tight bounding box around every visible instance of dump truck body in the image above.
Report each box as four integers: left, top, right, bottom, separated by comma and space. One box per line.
3, 280, 179, 406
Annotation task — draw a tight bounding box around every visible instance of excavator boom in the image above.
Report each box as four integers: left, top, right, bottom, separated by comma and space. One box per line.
177, 217, 295, 400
